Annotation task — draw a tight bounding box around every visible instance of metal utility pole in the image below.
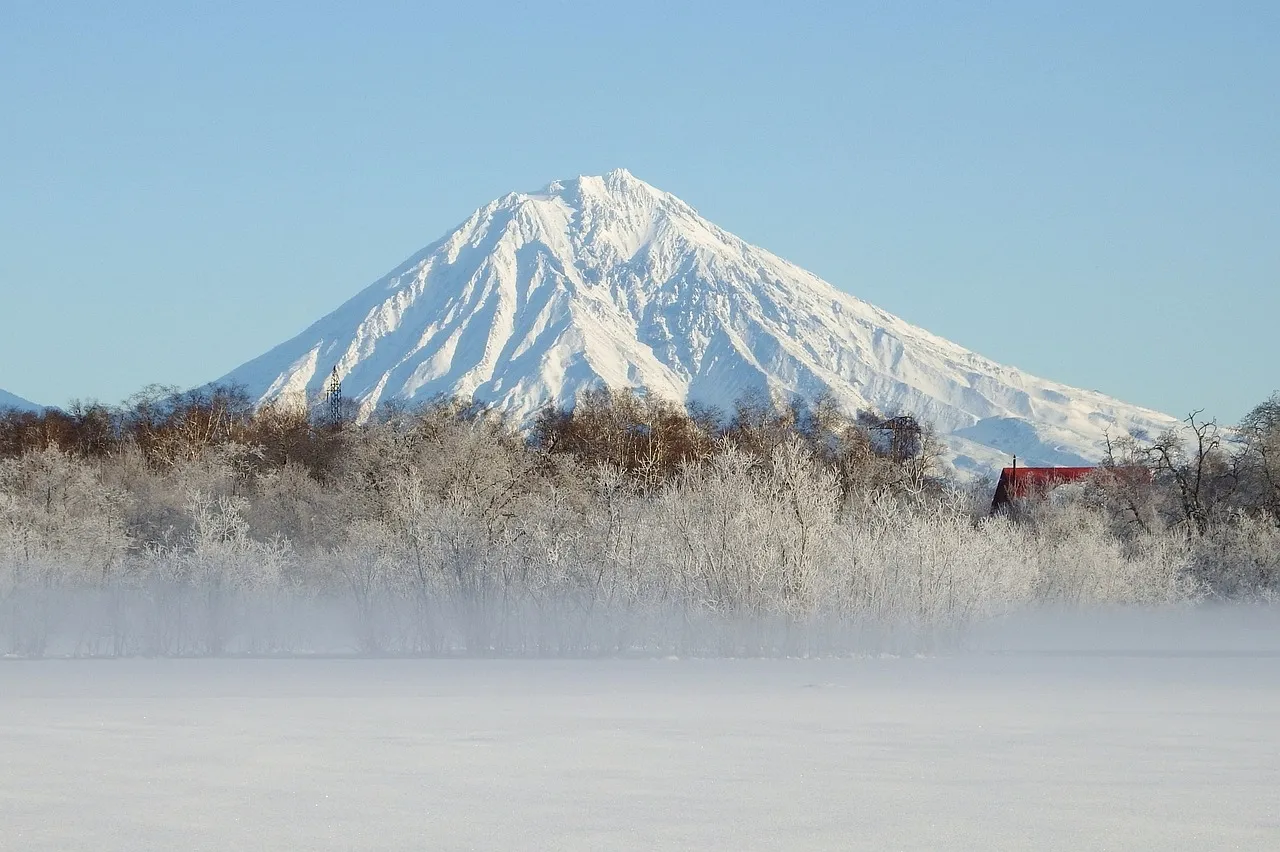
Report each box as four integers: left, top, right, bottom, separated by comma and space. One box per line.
324, 366, 342, 425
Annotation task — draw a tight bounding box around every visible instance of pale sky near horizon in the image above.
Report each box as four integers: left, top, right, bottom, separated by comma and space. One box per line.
1, 1, 1276, 421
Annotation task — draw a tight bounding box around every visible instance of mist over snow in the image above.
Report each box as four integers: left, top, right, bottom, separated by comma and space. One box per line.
6, 642, 1280, 851
216, 169, 1176, 475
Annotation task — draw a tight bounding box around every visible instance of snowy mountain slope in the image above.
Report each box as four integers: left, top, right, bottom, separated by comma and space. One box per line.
216, 169, 1176, 473
0, 388, 40, 412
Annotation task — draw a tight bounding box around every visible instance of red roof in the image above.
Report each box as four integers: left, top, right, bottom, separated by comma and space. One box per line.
992, 466, 1094, 509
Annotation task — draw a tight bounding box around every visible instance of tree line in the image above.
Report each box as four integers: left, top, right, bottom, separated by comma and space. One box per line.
0, 383, 1276, 657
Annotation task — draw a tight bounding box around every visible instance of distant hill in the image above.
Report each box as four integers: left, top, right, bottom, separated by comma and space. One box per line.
0, 387, 40, 412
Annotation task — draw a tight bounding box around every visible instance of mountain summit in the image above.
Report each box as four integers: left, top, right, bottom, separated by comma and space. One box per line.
217, 169, 1174, 472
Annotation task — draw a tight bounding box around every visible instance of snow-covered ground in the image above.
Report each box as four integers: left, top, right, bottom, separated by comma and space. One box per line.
3, 612, 1279, 851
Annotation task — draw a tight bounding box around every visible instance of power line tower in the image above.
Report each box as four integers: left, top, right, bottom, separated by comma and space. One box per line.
324, 366, 343, 425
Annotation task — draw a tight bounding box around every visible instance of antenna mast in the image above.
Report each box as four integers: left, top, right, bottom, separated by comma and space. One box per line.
324, 366, 343, 425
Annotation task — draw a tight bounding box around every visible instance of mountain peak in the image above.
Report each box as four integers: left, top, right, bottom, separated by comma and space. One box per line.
597, 167, 660, 195
216, 171, 1176, 474
539, 168, 666, 205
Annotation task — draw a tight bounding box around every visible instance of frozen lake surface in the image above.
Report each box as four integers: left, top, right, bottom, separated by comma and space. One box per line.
3, 644, 1279, 849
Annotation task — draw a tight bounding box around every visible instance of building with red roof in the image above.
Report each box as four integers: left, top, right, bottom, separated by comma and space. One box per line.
990, 460, 1095, 512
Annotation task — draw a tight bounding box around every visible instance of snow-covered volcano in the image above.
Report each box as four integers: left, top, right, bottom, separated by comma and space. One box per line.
216, 169, 1175, 473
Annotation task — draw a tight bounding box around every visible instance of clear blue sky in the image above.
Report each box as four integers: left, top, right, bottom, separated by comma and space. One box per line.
2, 1, 1276, 421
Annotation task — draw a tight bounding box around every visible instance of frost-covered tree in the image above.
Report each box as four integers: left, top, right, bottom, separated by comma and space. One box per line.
0, 384, 1273, 657
0, 449, 128, 654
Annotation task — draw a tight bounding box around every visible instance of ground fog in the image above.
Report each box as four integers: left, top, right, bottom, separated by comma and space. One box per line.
2, 608, 1278, 852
